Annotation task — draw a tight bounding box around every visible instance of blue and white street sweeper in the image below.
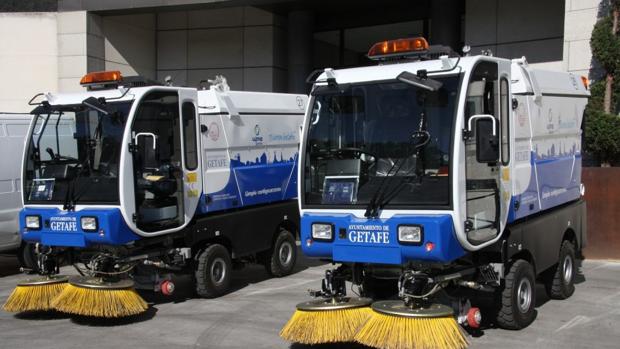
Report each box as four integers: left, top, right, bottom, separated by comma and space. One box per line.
281, 37, 588, 348
5, 72, 306, 317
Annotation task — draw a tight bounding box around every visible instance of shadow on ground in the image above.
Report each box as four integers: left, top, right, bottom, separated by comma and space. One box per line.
291, 343, 372, 349
0, 254, 20, 277
141, 247, 328, 306
70, 307, 158, 326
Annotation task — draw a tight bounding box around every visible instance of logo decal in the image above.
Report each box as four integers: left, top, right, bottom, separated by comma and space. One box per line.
347, 224, 390, 244
296, 96, 304, 109
252, 124, 263, 145
49, 216, 77, 232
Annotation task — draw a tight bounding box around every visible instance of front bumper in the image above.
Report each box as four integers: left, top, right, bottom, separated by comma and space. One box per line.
300, 213, 466, 265
20, 207, 139, 247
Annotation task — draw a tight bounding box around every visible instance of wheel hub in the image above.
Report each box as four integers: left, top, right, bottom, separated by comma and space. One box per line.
371, 300, 454, 318
279, 241, 293, 266
296, 297, 372, 311
517, 278, 532, 313
211, 257, 227, 285
562, 255, 573, 284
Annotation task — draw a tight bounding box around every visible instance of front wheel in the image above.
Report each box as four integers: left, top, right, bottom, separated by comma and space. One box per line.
17, 242, 38, 273
263, 229, 297, 277
496, 259, 537, 330
195, 244, 232, 298
545, 241, 576, 299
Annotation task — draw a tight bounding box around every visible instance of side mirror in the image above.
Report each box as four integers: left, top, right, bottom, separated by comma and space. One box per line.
397, 71, 443, 92
466, 114, 498, 163
82, 96, 111, 115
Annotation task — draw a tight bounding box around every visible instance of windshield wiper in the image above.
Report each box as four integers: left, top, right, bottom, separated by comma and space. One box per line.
364, 156, 409, 218
364, 90, 432, 218
63, 105, 104, 210
363, 132, 430, 218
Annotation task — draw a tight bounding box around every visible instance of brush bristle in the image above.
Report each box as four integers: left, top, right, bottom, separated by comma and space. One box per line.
280, 307, 372, 344
3, 282, 67, 312
355, 311, 468, 349
51, 283, 148, 318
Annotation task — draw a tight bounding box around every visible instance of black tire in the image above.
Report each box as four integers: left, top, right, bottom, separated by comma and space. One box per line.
545, 241, 576, 300
17, 242, 38, 273
496, 259, 537, 330
264, 229, 297, 277
195, 244, 232, 298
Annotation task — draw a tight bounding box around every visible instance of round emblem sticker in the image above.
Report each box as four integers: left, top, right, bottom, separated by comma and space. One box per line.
208, 122, 220, 141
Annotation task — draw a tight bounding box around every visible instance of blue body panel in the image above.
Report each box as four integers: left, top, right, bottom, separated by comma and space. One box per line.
509, 151, 581, 223
301, 213, 466, 265
197, 152, 298, 214
20, 208, 140, 247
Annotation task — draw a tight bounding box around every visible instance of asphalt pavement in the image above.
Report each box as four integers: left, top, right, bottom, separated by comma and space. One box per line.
0, 252, 618, 349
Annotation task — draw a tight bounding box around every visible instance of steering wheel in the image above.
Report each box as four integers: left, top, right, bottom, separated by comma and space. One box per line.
411, 131, 431, 148
46, 147, 78, 162
330, 147, 377, 163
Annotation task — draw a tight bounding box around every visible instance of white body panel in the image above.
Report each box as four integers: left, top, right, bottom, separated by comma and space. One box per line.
299, 55, 589, 253
0, 114, 31, 251
21, 85, 306, 239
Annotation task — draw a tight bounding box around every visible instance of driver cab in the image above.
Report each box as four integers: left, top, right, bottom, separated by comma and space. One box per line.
128, 88, 201, 234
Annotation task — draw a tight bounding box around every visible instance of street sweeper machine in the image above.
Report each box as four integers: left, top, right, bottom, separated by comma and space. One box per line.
281, 37, 589, 349
3, 72, 307, 317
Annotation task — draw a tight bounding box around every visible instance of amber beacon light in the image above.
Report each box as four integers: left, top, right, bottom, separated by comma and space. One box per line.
367, 37, 430, 59
80, 70, 123, 85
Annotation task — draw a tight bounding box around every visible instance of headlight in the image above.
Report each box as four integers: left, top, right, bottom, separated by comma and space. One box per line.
25, 216, 41, 230
312, 223, 333, 241
81, 217, 98, 232
398, 225, 423, 245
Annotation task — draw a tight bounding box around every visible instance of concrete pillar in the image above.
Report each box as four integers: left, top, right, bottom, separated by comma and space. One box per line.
430, 0, 461, 51
287, 10, 314, 94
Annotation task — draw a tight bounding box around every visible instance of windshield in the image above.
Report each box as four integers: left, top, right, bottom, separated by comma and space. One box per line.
24, 101, 132, 205
302, 75, 460, 209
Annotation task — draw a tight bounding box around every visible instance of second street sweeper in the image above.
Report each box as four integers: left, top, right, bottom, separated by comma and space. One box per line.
3, 72, 307, 317
281, 37, 588, 349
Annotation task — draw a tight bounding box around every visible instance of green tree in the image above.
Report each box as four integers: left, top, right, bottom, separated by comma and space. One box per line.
587, 0, 620, 166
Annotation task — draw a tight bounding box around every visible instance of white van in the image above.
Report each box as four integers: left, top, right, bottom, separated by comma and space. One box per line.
0, 114, 33, 264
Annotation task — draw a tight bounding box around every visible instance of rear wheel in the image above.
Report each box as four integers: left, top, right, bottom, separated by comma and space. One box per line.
195, 244, 232, 298
496, 259, 536, 330
263, 229, 297, 277
545, 241, 576, 300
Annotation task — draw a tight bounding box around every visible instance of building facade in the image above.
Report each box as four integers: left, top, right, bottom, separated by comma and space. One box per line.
0, 0, 602, 112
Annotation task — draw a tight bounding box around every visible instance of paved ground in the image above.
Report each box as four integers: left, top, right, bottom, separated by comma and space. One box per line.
0, 252, 618, 349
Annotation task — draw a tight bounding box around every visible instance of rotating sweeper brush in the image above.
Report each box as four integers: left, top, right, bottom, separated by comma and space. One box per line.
3, 245, 68, 313
49, 253, 148, 318
356, 301, 467, 349
52, 276, 147, 318
355, 271, 468, 349
280, 269, 373, 344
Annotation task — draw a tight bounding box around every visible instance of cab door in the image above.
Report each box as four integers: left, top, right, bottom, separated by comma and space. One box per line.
178, 89, 202, 224
463, 60, 511, 245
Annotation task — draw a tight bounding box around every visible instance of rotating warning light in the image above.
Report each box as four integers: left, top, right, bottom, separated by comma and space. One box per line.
368, 37, 430, 60
80, 71, 122, 86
